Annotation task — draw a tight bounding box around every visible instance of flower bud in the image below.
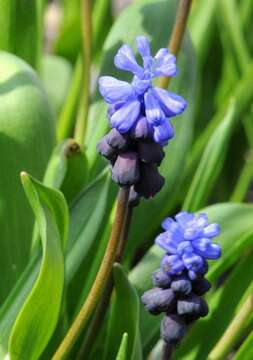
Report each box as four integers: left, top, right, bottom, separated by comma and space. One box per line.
161, 315, 186, 345
170, 275, 192, 296
141, 288, 176, 315
192, 278, 211, 296
152, 269, 171, 288
134, 163, 165, 198
131, 116, 152, 139
96, 137, 118, 161
112, 151, 140, 186
107, 128, 129, 150
177, 294, 208, 317
138, 141, 165, 165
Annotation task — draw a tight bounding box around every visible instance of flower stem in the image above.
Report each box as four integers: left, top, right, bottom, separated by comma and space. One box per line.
74, 0, 92, 147
52, 187, 130, 360
208, 293, 253, 360
159, 0, 192, 89
76, 206, 134, 358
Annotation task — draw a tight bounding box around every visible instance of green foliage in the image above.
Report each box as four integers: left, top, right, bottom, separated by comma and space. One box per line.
0, 52, 55, 304
116, 333, 128, 360
9, 173, 68, 360
104, 264, 142, 360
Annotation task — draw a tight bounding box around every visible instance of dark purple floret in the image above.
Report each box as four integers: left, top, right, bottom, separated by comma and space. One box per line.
96, 138, 117, 162
161, 315, 186, 345
192, 278, 211, 296
106, 128, 129, 150
112, 152, 140, 186
152, 269, 172, 288
134, 163, 165, 198
170, 275, 192, 296
141, 288, 176, 315
138, 141, 165, 165
177, 294, 208, 317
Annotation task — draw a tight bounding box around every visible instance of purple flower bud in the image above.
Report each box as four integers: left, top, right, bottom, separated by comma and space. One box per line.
134, 163, 165, 198
106, 128, 129, 150
192, 278, 211, 296
141, 288, 176, 315
161, 314, 186, 345
170, 275, 192, 296
112, 152, 140, 186
177, 294, 208, 317
152, 269, 172, 288
138, 141, 165, 165
128, 186, 140, 207
96, 137, 118, 161
130, 116, 152, 139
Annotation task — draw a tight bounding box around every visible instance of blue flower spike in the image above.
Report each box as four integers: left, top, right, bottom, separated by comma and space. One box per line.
97, 36, 187, 200
141, 211, 221, 347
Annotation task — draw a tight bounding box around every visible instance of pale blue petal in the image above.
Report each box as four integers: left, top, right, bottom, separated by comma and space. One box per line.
153, 87, 187, 117
161, 217, 174, 230
161, 255, 185, 274
114, 44, 144, 77
203, 223, 220, 238
203, 243, 221, 259
110, 100, 140, 133
182, 252, 203, 272
153, 48, 177, 77
144, 90, 165, 125
132, 76, 151, 95
155, 233, 177, 254
175, 211, 195, 227
99, 76, 135, 104
195, 213, 209, 227
153, 121, 174, 146
136, 36, 151, 58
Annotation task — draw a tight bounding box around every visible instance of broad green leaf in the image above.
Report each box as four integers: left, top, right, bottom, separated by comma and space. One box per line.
0, 52, 55, 304
85, 0, 197, 256
116, 333, 128, 360
0, 171, 111, 359
234, 330, 253, 360
9, 173, 68, 360
41, 55, 73, 116
183, 100, 236, 212
129, 203, 253, 354
174, 252, 253, 360
104, 264, 142, 360
0, 0, 45, 69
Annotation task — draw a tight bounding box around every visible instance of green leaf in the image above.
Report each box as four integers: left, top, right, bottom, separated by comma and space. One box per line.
0, 0, 45, 69
104, 264, 142, 360
234, 330, 253, 360
0, 171, 111, 359
41, 55, 73, 116
129, 202, 253, 354
8, 173, 68, 360
116, 333, 128, 360
0, 52, 55, 304
183, 100, 236, 212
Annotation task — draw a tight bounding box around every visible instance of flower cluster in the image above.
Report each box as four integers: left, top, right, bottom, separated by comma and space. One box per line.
141, 211, 221, 346
97, 36, 186, 199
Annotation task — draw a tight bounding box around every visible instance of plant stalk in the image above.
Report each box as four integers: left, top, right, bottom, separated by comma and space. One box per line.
52, 187, 130, 360
208, 293, 253, 360
162, 342, 174, 360
159, 0, 192, 89
76, 206, 134, 358
74, 0, 92, 146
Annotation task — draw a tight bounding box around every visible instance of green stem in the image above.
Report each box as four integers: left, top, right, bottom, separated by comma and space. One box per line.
158, 0, 192, 89
57, 57, 82, 142
76, 206, 133, 358
162, 342, 174, 360
230, 149, 253, 202
74, 0, 92, 146
208, 293, 253, 360
52, 187, 130, 360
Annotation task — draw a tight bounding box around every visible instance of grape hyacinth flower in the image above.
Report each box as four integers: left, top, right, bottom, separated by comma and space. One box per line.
97, 36, 186, 199
141, 211, 221, 347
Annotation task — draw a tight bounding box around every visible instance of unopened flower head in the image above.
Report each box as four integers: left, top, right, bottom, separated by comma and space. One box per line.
98, 36, 186, 146
155, 211, 221, 280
